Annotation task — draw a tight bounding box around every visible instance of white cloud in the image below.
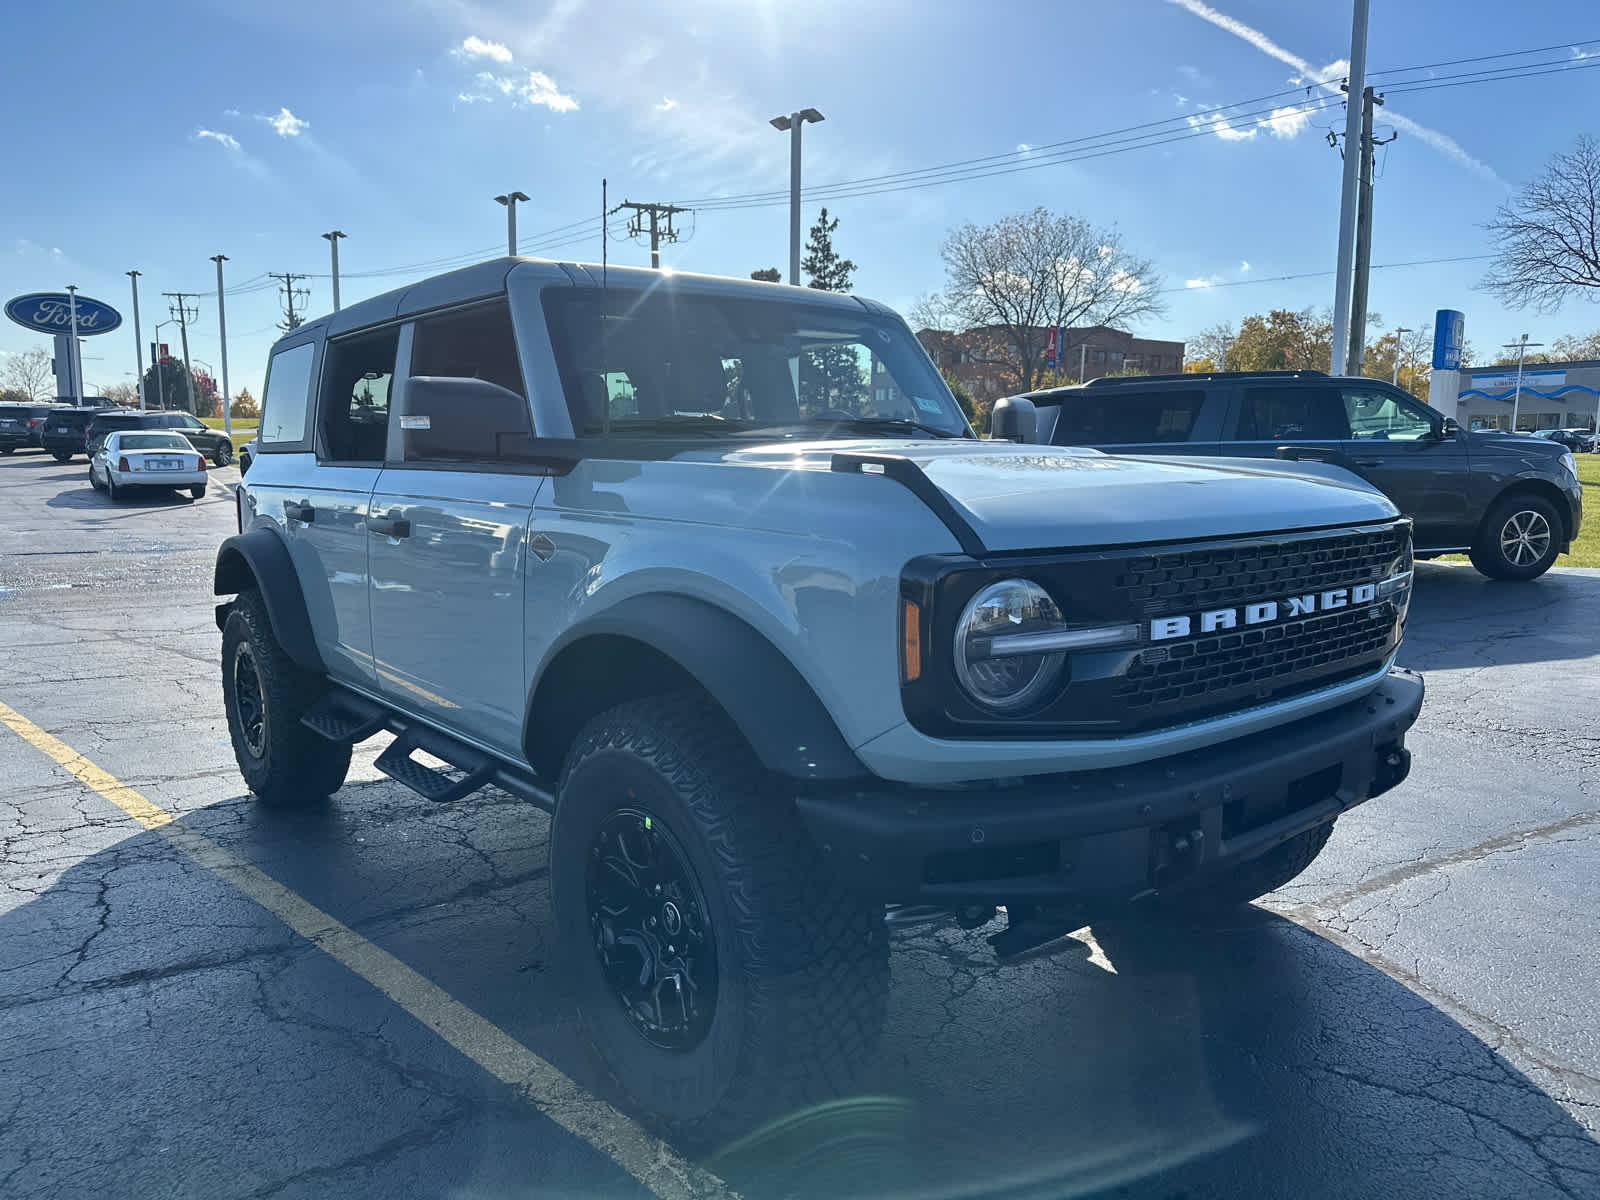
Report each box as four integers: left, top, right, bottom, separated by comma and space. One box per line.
222, 107, 241, 117
656, 96, 678, 112
1167, 0, 1501, 179
1186, 275, 1223, 289
1240, 260, 1251, 273
461, 68, 578, 113
1186, 110, 1256, 141
195, 128, 241, 151
1571, 45, 1599, 61
262, 107, 309, 137
1261, 104, 1312, 138
457, 35, 513, 63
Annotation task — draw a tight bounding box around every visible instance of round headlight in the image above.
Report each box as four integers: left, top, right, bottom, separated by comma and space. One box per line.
954, 579, 1068, 711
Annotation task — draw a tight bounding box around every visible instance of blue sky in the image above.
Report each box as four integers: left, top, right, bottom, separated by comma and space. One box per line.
3, 0, 1598, 399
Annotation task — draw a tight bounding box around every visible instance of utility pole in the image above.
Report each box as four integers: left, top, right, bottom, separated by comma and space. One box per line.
617, 200, 689, 269
1346, 86, 1395, 376
126, 270, 145, 410
321, 231, 346, 311
212, 255, 233, 440
495, 192, 530, 256
268, 272, 310, 333
1503, 334, 1544, 432
163, 292, 200, 413
1392, 326, 1413, 385
1329, 0, 1370, 376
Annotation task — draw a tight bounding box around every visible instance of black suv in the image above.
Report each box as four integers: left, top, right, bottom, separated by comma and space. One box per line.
1017, 370, 1583, 581
85, 409, 236, 465
0, 403, 62, 453
40, 406, 114, 461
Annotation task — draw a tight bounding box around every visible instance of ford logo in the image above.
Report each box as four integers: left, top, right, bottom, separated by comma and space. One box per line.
4, 292, 123, 337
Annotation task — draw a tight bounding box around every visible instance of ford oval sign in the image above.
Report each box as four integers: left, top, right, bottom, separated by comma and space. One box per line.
4, 292, 123, 337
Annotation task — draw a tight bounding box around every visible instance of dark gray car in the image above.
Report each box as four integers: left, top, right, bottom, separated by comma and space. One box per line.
1019, 370, 1583, 581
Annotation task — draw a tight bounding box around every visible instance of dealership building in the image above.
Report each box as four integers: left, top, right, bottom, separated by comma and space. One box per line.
1453, 359, 1600, 433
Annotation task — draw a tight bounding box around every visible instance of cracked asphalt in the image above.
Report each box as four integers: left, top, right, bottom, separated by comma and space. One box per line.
2, 448, 1598, 1199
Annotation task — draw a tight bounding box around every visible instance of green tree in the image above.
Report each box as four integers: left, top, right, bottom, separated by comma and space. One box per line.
799, 207, 866, 411
141, 357, 195, 412
749, 267, 782, 283
1226, 308, 1336, 372
0, 387, 30, 403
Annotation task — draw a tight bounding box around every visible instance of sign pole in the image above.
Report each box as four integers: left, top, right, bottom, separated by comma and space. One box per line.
65, 285, 82, 405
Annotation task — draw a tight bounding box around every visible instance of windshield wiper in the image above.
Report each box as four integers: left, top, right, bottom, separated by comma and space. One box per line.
798, 415, 967, 440
591, 416, 759, 435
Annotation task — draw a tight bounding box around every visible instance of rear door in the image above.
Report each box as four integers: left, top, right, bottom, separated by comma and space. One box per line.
366, 300, 540, 754
1225, 383, 1349, 464
1048, 387, 1219, 455
1338, 381, 1471, 546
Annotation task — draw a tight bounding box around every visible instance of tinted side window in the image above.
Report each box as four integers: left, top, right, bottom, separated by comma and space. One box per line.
1342, 386, 1435, 441
1236, 387, 1348, 441
1050, 390, 1205, 445
319, 330, 398, 463
402, 302, 534, 464
259, 343, 317, 445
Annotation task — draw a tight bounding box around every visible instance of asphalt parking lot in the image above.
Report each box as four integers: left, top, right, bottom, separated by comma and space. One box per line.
2, 446, 1597, 1199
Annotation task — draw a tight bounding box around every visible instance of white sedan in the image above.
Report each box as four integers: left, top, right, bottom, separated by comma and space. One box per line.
89, 431, 209, 501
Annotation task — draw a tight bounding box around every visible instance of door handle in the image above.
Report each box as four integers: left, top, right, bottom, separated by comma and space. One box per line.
284, 501, 315, 523
1353, 458, 1385, 468
367, 511, 411, 539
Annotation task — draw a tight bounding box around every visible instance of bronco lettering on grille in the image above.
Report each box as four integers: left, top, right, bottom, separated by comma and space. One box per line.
1150, 582, 1379, 641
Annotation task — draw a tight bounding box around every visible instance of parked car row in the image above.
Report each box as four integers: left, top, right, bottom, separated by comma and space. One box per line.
1, 402, 242, 466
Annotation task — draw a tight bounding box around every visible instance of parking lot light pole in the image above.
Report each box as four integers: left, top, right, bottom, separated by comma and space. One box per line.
212, 254, 232, 439
770, 108, 824, 285
126, 271, 146, 410
1393, 327, 1412, 386
1502, 334, 1544, 432
321, 232, 345, 311
494, 193, 529, 256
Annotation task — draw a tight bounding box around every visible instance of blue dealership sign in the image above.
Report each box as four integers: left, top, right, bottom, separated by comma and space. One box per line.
4, 292, 123, 337
1432, 309, 1464, 371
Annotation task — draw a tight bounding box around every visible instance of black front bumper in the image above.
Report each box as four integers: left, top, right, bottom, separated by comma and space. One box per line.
796, 667, 1423, 907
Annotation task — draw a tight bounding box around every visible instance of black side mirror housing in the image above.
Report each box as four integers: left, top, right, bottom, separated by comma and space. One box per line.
1442, 416, 1461, 437
990, 396, 1038, 444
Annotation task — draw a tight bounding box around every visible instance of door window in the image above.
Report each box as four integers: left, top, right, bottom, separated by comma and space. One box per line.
1051, 390, 1206, 445
402, 302, 533, 463
1236, 387, 1348, 441
319, 329, 398, 463
1342, 387, 1435, 442
259, 342, 317, 445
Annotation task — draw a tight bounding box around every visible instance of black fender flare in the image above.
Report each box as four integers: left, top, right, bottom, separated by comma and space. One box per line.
525, 593, 864, 783
213, 528, 324, 672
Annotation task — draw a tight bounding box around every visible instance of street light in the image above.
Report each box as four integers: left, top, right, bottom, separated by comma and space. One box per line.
1501, 333, 1544, 432
1392, 327, 1413, 386
152, 319, 177, 410
494, 192, 530, 256
770, 108, 824, 285
321, 231, 346, 311
126, 270, 146, 409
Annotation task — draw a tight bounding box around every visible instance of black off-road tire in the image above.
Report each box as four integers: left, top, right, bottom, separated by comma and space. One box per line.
221, 589, 350, 805
1469, 493, 1562, 581
1171, 819, 1336, 912
550, 694, 890, 1150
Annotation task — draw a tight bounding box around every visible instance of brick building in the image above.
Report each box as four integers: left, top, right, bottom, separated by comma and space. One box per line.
918, 325, 1187, 400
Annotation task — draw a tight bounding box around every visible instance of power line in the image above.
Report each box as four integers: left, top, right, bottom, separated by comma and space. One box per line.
268, 272, 310, 332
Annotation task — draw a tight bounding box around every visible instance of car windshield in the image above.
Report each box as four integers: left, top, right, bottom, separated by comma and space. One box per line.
541, 286, 970, 438
118, 433, 192, 451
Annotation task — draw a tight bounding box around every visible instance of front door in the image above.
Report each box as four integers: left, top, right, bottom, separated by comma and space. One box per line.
1338, 382, 1471, 547
1226, 383, 1350, 465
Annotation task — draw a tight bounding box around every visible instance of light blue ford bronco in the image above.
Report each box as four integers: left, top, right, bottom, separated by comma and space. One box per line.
215, 258, 1423, 1144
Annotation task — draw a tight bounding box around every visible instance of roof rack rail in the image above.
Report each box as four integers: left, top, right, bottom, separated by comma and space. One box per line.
1083, 369, 1328, 387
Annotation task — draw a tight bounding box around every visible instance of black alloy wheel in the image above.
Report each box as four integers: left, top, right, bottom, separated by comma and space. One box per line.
231, 641, 267, 758
587, 808, 719, 1051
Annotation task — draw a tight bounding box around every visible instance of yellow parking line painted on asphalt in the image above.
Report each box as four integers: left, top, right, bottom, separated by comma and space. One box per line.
0, 699, 732, 1200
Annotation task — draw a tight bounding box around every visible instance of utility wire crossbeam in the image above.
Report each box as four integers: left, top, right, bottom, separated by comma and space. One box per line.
162, 292, 201, 414
616, 201, 689, 269
269, 272, 311, 333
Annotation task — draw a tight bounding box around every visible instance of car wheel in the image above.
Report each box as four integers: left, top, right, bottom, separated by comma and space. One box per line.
1469, 494, 1562, 581
550, 693, 890, 1150
190, 483, 206, 500
221, 589, 351, 805
53, 451, 73, 463
105, 472, 121, 501
213, 443, 233, 467
89, 464, 104, 492
1161, 820, 1336, 913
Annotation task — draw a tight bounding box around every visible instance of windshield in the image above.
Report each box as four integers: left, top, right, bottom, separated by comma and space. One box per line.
541, 286, 969, 438
118, 433, 192, 451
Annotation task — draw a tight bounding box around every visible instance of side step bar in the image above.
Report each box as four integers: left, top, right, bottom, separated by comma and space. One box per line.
299, 687, 553, 809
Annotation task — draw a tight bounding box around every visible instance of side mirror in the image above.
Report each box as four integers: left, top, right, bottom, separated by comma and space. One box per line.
1441, 417, 1461, 437
990, 396, 1037, 444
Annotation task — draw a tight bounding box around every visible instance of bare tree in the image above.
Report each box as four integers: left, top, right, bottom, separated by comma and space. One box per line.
1, 347, 55, 400
1185, 321, 1237, 370
99, 381, 139, 407
933, 207, 1164, 393
1482, 135, 1600, 312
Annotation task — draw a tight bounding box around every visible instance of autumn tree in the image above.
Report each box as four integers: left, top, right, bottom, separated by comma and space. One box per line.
1482, 135, 1600, 312
190, 368, 220, 418
1361, 325, 1433, 399
99, 381, 139, 407
231, 386, 260, 419
931, 207, 1163, 394
2, 347, 54, 400
1224, 308, 1335, 372
799, 207, 867, 411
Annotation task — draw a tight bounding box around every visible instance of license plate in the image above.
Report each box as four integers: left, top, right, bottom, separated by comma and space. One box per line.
51, 427, 69, 434
149, 459, 181, 471
0, 421, 15, 430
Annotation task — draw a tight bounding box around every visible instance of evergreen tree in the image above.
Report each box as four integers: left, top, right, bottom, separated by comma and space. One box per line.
798, 208, 866, 412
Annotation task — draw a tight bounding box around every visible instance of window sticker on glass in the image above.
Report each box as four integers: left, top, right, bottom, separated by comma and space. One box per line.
400, 414, 431, 430
912, 394, 944, 415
